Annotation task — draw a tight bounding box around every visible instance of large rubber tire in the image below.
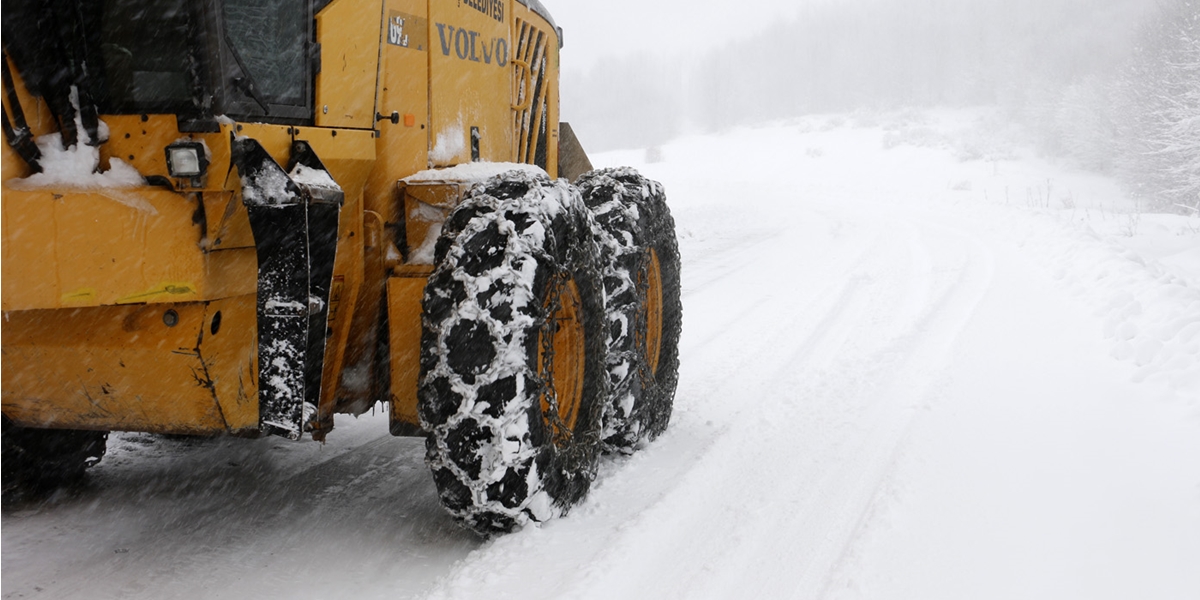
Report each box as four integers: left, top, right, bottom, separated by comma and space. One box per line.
578, 167, 682, 454
2, 416, 108, 492
419, 170, 608, 535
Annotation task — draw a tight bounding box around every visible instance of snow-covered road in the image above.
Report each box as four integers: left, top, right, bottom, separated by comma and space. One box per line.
4, 112, 1199, 599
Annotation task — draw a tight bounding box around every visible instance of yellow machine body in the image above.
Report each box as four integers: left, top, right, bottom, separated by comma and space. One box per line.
1, 0, 564, 439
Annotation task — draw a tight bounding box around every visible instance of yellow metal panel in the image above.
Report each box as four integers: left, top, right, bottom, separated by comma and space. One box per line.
546, 32, 560, 178
231, 123, 377, 192
49, 115, 235, 192
99, 115, 176, 181
204, 249, 259, 301
0, 190, 58, 306
428, 0, 514, 166
98, 116, 235, 191
404, 180, 466, 208
400, 181, 467, 257
203, 192, 255, 250
387, 273, 430, 433
1, 188, 257, 311
1, 295, 258, 434
201, 295, 260, 430
315, 0, 385, 129
328, 210, 386, 421
365, 0, 430, 227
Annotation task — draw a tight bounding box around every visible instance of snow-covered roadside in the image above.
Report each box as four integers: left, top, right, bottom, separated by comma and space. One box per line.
883, 114, 1200, 397
824, 236, 1200, 600
963, 194, 1200, 395
641, 109, 1200, 404
806, 115, 1200, 598
3, 110, 1197, 600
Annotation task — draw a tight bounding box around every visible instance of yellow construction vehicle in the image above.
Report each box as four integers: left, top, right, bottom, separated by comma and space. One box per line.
0, 0, 681, 534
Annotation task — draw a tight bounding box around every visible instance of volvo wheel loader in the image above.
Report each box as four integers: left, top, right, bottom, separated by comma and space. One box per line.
0, 0, 681, 534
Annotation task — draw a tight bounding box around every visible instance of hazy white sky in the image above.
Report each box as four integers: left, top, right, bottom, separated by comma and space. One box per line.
541, 0, 810, 71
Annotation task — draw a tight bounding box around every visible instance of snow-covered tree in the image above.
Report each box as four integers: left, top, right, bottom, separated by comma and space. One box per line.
1117, 0, 1200, 212
1162, 9, 1200, 213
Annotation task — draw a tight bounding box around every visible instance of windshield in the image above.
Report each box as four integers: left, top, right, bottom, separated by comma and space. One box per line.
79, 0, 312, 123
222, 0, 308, 108
2, 0, 315, 125
94, 0, 199, 114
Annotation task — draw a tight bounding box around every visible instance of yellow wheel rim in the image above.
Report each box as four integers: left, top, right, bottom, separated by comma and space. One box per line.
641, 249, 665, 375
540, 277, 585, 444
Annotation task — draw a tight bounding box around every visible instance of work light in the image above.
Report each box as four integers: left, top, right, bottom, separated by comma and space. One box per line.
165, 142, 208, 178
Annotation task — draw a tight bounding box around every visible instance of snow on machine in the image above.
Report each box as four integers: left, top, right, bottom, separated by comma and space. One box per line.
0, 0, 681, 534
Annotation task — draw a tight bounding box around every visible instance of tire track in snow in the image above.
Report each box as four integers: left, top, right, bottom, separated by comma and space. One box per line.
679, 228, 790, 298
582, 221, 994, 600
645, 222, 989, 599
805, 222, 996, 600
2, 432, 476, 600
678, 216, 888, 361
415, 215, 900, 600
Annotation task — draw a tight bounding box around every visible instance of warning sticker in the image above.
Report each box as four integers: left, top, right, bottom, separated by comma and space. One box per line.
387, 11, 428, 51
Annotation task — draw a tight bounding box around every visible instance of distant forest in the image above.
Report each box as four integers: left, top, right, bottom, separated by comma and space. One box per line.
564, 0, 1199, 213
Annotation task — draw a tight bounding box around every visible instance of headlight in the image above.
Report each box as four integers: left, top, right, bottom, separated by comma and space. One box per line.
165, 142, 208, 178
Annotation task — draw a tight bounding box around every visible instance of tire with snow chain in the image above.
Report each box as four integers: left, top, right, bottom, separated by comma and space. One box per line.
419, 170, 608, 535
578, 167, 682, 454
2, 416, 107, 493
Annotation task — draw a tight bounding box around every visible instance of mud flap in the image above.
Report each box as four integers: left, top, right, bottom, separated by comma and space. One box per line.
233, 139, 343, 440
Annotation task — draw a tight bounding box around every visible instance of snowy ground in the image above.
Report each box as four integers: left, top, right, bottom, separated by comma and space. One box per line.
4, 109, 1199, 599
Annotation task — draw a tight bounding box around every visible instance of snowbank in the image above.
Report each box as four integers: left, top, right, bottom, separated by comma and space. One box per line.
1002, 209, 1200, 393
